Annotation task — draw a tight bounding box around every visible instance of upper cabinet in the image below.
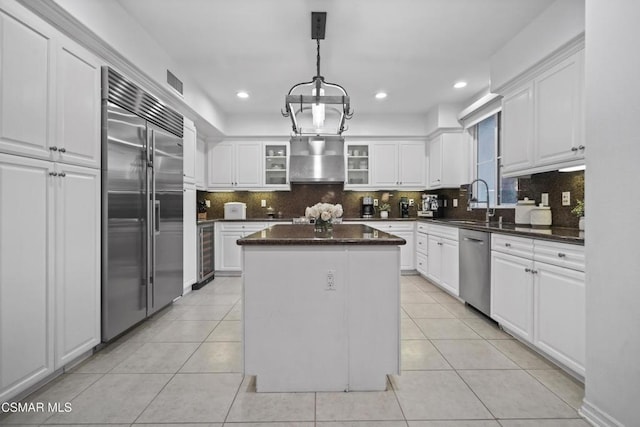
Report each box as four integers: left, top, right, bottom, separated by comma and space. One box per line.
427, 132, 469, 189
345, 143, 370, 188
183, 119, 196, 183
369, 141, 426, 190
207, 141, 262, 189
501, 49, 585, 177
264, 142, 289, 189
195, 138, 206, 190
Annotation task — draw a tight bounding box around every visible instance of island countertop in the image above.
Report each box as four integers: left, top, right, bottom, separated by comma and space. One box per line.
237, 224, 407, 246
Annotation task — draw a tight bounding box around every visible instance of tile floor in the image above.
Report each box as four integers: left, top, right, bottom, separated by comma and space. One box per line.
0, 275, 589, 426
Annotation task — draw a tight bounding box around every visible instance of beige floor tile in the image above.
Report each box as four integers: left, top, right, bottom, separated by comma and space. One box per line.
527, 369, 585, 409
401, 340, 452, 370
180, 342, 243, 373
316, 390, 404, 421
431, 340, 519, 370
136, 373, 242, 423
462, 318, 513, 340
401, 318, 426, 339
149, 320, 219, 342
225, 377, 315, 422
440, 303, 484, 319
110, 342, 199, 373
207, 320, 242, 342
428, 292, 460, 304
135, 424, 221, 427
458, 370, 578, 419
225, 423, 313, 427
71, 340, 144, 373
414, 319, 482, 340
317, 422, 408, 427
488, 340, 557, 369
224, 303, 243, 320
401, 308, 410, 319
401, 282, 423, 293
0, 373, 102, 425
402, 303, 456, 319
498, 420, 590, 427
401, 292, 438, 304
391, 371, 492, 420
193, 293, 242, 306
44, 373, 172, 424
412, 280, 443, 293
408, 421, 500, 427
173, 304, 234, 321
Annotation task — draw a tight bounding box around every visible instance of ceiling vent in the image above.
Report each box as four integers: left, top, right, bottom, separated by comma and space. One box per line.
166, 69, 183, 95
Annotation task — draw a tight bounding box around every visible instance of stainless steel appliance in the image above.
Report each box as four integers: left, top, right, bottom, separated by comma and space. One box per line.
459, 229, 491, 316
101, 67, 184, 341
289, 136, 345, 183
362, 196, 374, 218
418, 194, 442, 218
196, 222, 215, 289
399, 197, 410, 218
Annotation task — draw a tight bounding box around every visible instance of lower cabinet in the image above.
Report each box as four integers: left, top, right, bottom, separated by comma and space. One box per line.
0, 154, 100, 402
216, 222, 287, 272
363, 222, 415, 271
424, 224, 459, 296
183, 184, 197, 291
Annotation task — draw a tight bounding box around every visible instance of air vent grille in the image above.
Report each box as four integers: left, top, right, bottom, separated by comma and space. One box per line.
167, 69, 184, 95
103, 67, 184, 137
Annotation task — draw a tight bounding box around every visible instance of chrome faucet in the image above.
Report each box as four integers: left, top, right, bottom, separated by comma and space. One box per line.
467, 179, 495, 223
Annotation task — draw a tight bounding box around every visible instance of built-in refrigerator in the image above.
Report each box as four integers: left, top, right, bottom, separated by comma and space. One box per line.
101, 67, 184, 341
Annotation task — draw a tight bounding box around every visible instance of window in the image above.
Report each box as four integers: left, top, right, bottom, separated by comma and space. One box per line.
472, 113, 517, 207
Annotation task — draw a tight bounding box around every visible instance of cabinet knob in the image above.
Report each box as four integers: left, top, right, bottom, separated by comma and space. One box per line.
578, 145, 585, 150
532, 270, 538, 274
49, 172, 58, 176
557, 252, 566, 258
59, 147, 66, 153
505, 243, 511, 247
525, 268, 531, 273
571, 147, 579, 152
49, 146, 58, 152
59, 172, 66, 177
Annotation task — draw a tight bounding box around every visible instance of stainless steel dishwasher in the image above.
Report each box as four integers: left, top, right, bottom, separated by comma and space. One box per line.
459, 229, 491, 316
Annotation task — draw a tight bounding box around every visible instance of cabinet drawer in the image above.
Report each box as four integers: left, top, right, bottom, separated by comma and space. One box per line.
416, 233, 428, 254
416, 222, 429, 234
534, 240, 585, 272
491, 234, 534, 258
416, 252, 428, 276
366, 221, 415, 232
426, 223, 459, 241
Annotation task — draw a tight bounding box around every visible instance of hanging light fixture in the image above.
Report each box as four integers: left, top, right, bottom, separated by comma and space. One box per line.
282, 12, 353, 136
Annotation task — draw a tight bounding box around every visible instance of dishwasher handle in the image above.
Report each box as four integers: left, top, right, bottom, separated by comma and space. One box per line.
463, 237, 485, 244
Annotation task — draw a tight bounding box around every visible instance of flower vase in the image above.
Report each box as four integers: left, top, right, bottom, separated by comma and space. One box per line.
314, 219, 333, 233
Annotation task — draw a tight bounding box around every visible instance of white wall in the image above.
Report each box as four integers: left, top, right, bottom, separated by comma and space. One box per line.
582, 1, 640, 426
490, 0, 585, 91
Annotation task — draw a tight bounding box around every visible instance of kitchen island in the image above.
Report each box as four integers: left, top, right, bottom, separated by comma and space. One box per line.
237, 224, 405, 392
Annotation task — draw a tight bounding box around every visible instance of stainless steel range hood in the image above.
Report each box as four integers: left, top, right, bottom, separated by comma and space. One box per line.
289, 136, 345, 183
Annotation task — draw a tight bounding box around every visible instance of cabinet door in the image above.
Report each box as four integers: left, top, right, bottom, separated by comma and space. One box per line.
183, 185, 197, 290
0, 10, 53, 160
428, 137, 442, 188
219, 231, 244, 271
371, 142, 398, 187
534, 262, 585, 376
345, 143, 370, 188
395, 231, 415, 270
440, 238, 459, 296
502, 84, 534, 175
195, 138, 206, 189
416, 252, 428, 276
398, 142, 426, 187
54, 164, 100, 367
264, 142, 289, 188
207, 142, 234, 188
183, 120, 196, 183
55, 39, 101, 169
235, 142, 262, 188
535, 51, 584, 166
0, 154, 54, 401
490, 251, 533, 341
426, 236, 442, 284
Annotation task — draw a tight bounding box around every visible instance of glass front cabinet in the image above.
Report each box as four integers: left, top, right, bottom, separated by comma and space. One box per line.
345, 143, 370, 188
264, 142, 289, 189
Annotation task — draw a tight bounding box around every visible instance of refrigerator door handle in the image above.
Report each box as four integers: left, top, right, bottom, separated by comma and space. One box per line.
154, 200, 161, 234
148, 128, 156, 311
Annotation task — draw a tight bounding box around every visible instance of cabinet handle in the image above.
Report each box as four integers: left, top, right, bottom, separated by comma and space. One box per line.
49, 146, 58, 152
505, 243, 511, 247
437, 242, 443, 246
532, 270, 538, 274
59, 147, 66, 153
525, 268, 531, 273
49, 172, 58, 176
571, 147, 579, 152
578, 145, 585, 150
557, 252, 566, 258
59, 172, 66, 177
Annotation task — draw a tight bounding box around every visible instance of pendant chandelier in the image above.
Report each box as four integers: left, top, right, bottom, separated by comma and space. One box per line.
282, 12, 353, 136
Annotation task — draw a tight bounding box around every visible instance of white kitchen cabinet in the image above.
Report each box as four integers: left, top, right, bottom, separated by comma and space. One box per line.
364, 221, 415, 271
440, 238, 459, 296
426, 235, 443, 284
54, 163, 100, 367
416, 224, 428, 276
427, 132, 469, 189
215, 222, 284, 272
424, 224, 459, 296
195, 138, 206, 190
207, 141, 262, 189
370, 141, 426, 190
501, 49, 585, 177
264, 142, 289, 189
0, 154, 54, 403
345, 143, 370, 188
183, 119, 196, 183
55, 36, 101, 169
183, 184, 197, 292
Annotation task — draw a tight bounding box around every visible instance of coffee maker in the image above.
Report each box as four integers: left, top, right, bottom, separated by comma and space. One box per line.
399, 197, 410, 218
418, 194, 442, 218
361, 196, 374, 218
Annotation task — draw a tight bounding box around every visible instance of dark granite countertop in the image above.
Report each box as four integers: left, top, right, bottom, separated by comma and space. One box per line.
200, 217, 418, 224
237, 224, 407, 246
419, 218, 584, 245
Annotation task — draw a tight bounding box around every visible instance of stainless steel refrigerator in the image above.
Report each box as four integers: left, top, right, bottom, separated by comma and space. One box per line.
101, 67, 184, 341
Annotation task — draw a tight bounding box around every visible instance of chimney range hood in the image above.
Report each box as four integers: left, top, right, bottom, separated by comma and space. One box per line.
289, 136, 345, 183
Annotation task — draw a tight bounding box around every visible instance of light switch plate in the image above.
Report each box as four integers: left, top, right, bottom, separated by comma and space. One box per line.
261, 199, 267, 207
541, 193, 549, 206
205, 200, 211, 208
453, 198, 458, 208
562, 192, 571, 206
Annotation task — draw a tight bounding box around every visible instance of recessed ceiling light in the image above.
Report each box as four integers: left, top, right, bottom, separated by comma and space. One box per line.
375, 92, 388, 99
453, 81, 467, 89
237, 91, 249, 99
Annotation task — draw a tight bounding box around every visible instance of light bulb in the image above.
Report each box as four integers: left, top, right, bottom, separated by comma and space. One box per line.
312, 87, 325, 129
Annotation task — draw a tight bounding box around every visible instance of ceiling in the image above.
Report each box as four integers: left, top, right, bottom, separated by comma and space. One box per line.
115, 0, 555, 116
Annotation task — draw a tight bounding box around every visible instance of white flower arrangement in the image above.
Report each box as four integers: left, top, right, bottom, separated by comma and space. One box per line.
305, 202, 343, 222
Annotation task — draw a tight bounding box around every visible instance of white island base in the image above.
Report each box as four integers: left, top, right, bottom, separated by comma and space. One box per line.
242, 244, 401, 392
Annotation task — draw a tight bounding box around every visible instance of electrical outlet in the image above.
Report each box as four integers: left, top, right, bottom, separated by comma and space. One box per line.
205, 200, 211, 208
261, 199, 266, 207
373, 199, 378, 207
562, 192, 571, 206
326, 270, 336, 291
541, 193, 549, 206
453, 198, 458, 208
